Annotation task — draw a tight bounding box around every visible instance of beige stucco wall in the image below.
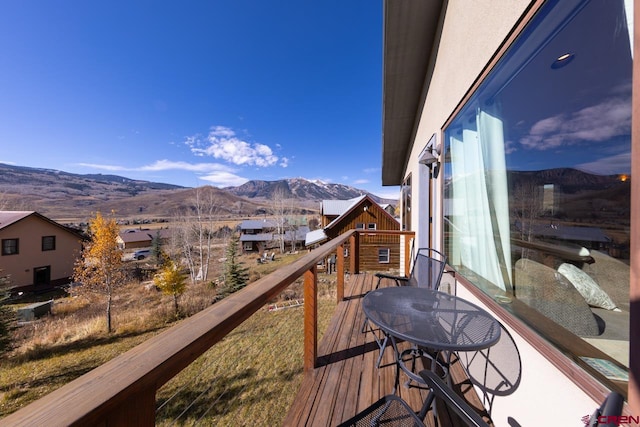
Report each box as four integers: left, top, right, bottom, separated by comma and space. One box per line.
0, 215, 82, 288
404, 1, 603, 424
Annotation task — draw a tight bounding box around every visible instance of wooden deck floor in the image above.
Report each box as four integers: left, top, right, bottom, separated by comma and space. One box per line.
283, 273, 490, 427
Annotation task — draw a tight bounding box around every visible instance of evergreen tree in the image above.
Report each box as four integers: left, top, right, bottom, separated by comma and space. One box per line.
221, 234, 249, 296
150, 230, 166, 267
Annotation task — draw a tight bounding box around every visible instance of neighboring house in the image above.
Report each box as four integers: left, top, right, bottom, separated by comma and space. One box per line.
239, 219, 276, 253
0, 211, 83, 292
306, 195, 400, 271
382, 0, 634, 423
239, 219, 309, 254
117, 228, 172, 250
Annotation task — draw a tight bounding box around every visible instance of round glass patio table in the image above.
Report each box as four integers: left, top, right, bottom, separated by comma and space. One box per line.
363, 286, 501, 353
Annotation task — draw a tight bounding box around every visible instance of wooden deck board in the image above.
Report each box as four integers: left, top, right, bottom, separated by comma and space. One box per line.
283, 273, 487, 427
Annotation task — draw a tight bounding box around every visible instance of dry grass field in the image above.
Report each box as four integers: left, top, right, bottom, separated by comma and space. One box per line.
0, 251, 338, 424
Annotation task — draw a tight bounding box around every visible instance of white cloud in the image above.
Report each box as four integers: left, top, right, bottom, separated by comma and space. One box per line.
76, 160, 235, 174
76, 163, 127, 171
199, 171, 248, 187
519, 97, 631, 150
139, 160, 233, 173
353, 179, 369, 185
185, 125, 283, 167
363, 167, 379, 174
575, 151, 631, 175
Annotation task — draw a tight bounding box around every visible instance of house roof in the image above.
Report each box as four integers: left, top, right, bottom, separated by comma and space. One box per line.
515, 221, 611, 243
324, 195, 398, 231
321, 196, 366, 216
240, 219, 277, 230
119, 229, 172, 243
0, 211, 84, 238
305, 229, 328, 246
382, 0, 444, 185
0, 211, 34, 229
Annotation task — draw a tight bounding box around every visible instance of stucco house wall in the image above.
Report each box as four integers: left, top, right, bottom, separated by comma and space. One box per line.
0, 212, 83, 291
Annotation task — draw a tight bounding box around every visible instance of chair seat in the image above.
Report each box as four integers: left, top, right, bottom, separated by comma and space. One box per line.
337, 395, 425, 427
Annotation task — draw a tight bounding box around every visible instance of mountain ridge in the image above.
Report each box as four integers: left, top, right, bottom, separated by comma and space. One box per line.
0, 163, 397, 220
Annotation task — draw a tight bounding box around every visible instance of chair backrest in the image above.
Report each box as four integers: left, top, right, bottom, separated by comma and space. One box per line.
587, 391, 624, 427
456, 321, 522, 417
408, 248, 447, 290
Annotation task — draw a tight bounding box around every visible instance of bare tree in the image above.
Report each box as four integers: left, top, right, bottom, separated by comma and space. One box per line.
171, 187, 220, 285
271, 187, 289, 253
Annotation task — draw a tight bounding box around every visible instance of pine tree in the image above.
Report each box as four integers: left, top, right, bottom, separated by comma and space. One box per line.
221, 234, 249, 297
73, 212, 126, 333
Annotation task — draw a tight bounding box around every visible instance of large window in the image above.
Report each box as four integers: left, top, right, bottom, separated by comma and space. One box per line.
2, 238, 19, 255
443, 0, 632, 377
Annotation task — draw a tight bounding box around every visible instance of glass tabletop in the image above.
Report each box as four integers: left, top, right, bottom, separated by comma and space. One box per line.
363, 287, 501, 351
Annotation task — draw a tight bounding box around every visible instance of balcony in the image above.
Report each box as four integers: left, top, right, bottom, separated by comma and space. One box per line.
0, 230, 522, 425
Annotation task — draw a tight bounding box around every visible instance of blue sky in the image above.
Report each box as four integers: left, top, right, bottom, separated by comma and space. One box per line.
0, 1, 399, 199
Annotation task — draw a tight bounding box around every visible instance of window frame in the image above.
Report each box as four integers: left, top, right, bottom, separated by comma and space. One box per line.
42, 235, 56, 251
436, 0, 631, 403
378, 248, 390, 264
2, 238, 19, 256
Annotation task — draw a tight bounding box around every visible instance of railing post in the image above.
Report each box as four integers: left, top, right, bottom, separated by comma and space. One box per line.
404, 237, 412, 276
336, 246, 344, 302
350, 233, 360, 274
303, 266, 318, 371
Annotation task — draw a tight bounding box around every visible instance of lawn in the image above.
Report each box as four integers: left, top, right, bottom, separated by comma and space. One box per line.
0, 251, 338, 425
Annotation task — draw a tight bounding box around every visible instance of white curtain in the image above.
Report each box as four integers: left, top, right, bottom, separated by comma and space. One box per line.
448, 108, 511, 291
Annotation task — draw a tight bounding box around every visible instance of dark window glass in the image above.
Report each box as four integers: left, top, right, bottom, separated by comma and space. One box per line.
2, 238, 19, 255
42, 236, 56, 251
443, 0, 631, 376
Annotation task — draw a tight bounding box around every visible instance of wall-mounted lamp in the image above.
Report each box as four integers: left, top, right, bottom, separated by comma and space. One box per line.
363, 205, 368, 212
419, 143, 441, 166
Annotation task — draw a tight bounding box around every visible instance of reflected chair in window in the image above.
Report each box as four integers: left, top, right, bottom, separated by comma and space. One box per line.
365, 248, 448, 368
414, 321, 522, 424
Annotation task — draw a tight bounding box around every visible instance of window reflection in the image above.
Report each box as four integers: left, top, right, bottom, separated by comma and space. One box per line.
443, 0, 631, 370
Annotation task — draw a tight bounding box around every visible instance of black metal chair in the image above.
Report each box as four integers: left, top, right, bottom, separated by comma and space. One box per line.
365, 248, 448, 368
419, 369, 624, 427
402, 320, 520, 423
374, 248, 447, 290
587, 391, 625, 427
337, 395, 426, 427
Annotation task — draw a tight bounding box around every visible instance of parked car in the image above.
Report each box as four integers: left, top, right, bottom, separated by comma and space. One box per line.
133, 249, 151, 260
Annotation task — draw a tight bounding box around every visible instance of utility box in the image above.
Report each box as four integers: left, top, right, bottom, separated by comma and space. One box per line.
17, 300, 53, 322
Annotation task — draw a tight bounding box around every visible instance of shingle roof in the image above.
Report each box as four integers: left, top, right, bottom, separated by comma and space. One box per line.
240, 219, 277, 230
0, 211, 35, 230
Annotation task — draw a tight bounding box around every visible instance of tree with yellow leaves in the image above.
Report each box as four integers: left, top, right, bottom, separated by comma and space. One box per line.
73, 212, 126, 333
153, 260, 187, 318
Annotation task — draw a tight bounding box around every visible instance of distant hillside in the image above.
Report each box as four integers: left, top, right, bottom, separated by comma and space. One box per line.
225, 178, 396, 205
0, 164, 396, 221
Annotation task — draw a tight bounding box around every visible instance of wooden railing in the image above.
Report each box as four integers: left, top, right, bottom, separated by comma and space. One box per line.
1, 229, 415, 426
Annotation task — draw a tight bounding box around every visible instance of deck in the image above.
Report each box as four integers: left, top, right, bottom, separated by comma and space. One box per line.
283, 272, 490, 427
